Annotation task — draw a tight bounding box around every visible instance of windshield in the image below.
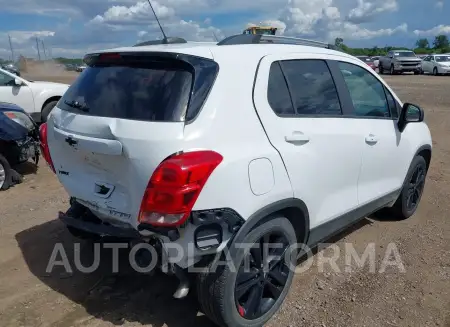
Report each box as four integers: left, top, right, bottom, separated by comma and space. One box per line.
393, 51, 416, 57
435, 56, 450, 62
58, 59, 193, 122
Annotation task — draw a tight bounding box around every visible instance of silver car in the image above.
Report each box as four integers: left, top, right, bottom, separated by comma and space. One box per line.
421, 54, 450, 75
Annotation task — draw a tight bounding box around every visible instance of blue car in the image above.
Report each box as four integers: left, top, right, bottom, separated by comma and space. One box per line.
0, 102, 39, 190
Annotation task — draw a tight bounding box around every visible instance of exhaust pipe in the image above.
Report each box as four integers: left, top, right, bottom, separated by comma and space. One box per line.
172, 264, 190, 299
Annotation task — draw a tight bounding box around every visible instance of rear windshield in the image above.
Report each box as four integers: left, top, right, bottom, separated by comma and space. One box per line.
58, 59, 193, 122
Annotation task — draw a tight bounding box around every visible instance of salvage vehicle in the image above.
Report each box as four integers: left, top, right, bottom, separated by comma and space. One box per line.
41, 34, 432, 327
0, 67, 69, 123
420, 54, 450, 75
1, 63, 20, 76
355, 55, 377, 70
0, 102, 39, 190
379, 50, 422, 75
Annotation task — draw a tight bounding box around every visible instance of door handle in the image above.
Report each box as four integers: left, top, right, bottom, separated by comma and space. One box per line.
285, 131, 310, 144
365, 134, 378, 144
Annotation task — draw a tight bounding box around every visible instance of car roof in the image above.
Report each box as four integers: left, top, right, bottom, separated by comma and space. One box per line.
89, 42, 356, 62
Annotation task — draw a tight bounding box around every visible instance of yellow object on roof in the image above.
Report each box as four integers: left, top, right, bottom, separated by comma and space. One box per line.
243, 26, 277, 35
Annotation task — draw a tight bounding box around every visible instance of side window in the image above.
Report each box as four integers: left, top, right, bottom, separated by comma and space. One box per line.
338, 61, 390, 118
384, 87, 399, 119
0, 71, 14, 86
280, 60, 342, 115
267, 62, 295, 115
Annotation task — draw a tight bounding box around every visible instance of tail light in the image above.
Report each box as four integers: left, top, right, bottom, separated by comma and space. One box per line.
39, 123, 55, 173
138, 150, 223, 227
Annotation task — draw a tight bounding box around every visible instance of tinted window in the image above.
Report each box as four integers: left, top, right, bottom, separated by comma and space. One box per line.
393, 51, 416, 57
384, 87, 399, 119
59, 60, 193, 122
281, 60, 342, 115
338, 62, 390, 118
267, 62, 294, 115
0, 71, 15, 86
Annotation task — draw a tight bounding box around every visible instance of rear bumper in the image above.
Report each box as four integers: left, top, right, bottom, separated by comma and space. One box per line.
59, 211, 141, 239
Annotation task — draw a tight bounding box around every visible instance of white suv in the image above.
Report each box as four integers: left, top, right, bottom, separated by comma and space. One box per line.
41, 34, 432, 327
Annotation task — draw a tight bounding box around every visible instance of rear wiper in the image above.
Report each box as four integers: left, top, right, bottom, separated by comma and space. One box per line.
64, 100, 90, 112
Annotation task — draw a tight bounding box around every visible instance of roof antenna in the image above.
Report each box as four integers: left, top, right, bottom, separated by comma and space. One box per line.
146, 0, 168, 43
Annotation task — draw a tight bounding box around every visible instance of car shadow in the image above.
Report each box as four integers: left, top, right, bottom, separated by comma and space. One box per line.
13, 161, 38, 176
15, 219, 216, 327
16, 216, 375, 326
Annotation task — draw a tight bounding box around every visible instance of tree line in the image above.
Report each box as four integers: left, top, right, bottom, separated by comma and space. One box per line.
334, 34, 450, 57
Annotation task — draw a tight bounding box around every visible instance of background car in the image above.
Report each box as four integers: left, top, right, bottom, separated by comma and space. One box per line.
421, 54, 450, 75
1, 63, 20, 76
0, 67, 69, 123
355, 55, 377, 70
0, 102, 39, 190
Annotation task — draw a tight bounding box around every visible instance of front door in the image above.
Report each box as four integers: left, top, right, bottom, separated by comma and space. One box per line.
335, 61, 408, 204
0, 70, 34, 113
253, 53, 364, 229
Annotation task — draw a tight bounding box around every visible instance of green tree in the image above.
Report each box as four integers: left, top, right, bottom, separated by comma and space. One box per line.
433, 35, 449, 49
415, 38, 429, 49
334, 37, 344, 48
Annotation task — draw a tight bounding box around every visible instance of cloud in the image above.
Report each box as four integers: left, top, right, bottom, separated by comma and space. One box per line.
346, 0, 398, 23
435, 1, 444, 8
413, 25, 450, 37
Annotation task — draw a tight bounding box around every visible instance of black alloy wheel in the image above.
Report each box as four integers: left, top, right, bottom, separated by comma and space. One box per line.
406, 164, 426, 212
234, 232, 290, 320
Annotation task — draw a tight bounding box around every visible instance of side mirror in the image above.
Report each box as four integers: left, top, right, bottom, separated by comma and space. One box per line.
14, 78, 23, 86
398, 103, 424, 132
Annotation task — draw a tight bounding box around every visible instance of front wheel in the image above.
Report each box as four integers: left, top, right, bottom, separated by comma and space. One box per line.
0, 154, 12, 190
379, 65, 384, 74
389, 156, 428, 220
433, 67, 439, 76
390, 65, 395, 75
197, 217, 297, 327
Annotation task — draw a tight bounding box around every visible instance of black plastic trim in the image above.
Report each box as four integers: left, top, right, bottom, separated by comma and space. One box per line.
59, 212, 141, 239
307, 189, 401, 247
137, 223, 180, 241
191, 208, 245, 233
228, 198, 309, 257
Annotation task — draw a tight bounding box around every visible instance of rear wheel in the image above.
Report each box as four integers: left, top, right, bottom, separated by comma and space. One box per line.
0, 154, 12, 191
197, 217, 297, 327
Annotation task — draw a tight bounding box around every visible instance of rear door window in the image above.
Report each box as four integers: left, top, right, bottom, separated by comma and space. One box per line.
58, 58, 193, 122
267, 62, 295, 115
280, 60, 342, 115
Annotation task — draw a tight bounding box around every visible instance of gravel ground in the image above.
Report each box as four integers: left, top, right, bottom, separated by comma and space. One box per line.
0, 71, 449, 327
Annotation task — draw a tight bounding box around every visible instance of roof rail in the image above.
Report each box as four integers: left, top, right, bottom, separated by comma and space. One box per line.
217, 34, 339, 50
133, 37, 187, 47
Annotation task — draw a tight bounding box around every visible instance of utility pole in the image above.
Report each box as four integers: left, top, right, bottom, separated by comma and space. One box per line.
41, 40, 47, 59
35, 37, 41, 60
8, 34, 14, 62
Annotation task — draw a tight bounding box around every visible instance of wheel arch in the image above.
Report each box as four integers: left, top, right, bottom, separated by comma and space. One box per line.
415, 144, 432, 171
41, 96, 61, 111
229, 198, 310, 256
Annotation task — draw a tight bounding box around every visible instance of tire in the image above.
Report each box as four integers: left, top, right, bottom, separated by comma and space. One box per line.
390, 65, 395, 75
433, 67, 439, 76
196, 217, 297, 327
388, 156, 428, 220
0, 154, 12, 191
414, 71, 420, 75
41, 100, 59, 123
379, 65, 384, 74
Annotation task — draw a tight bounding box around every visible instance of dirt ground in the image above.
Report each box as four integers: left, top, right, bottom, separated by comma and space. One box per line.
0, 70, 449, 327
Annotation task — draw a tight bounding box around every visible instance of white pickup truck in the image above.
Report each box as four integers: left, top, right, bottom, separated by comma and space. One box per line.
0, 67, 69, 123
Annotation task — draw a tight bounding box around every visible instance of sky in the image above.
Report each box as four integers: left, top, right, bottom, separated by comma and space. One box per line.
0, 0, 449, 59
